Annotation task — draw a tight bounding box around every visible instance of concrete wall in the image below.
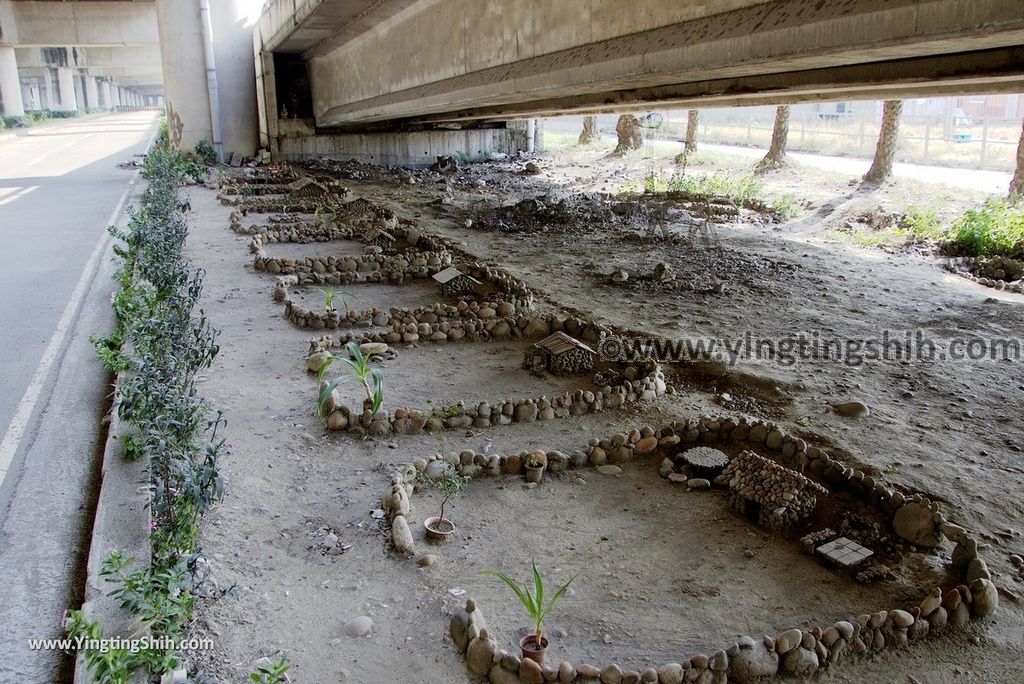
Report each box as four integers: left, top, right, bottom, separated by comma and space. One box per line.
274, 118, 529, 167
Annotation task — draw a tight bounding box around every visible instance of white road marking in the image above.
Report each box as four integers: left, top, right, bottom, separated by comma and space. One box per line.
0, 171, 139, 490
25, 155, 47, 167
0, 186, 39, 207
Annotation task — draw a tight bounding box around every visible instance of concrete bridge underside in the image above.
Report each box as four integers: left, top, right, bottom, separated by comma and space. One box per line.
256, 0, 1024, 133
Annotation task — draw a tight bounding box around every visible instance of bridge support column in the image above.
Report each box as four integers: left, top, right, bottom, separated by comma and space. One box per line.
156, 0, 257, 158
73, 74, 86, 112
99, 80, 112, 109
85, 76, 100, 110
55, 67, 77, 111
0, 46, 26, 117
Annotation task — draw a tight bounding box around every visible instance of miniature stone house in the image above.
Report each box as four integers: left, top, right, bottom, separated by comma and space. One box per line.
432, 266, 480, 297
286, 176, 329, 200
717, 451, 828, 530
522, 331, 596, 375
364, 227, 395, 250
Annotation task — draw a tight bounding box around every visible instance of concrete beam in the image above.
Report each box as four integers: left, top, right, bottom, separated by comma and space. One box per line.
0, 0, 159, 48
272, 0, 1024, 128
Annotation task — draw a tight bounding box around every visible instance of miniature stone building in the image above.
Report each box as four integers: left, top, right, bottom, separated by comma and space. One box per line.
522, 331, 596, 375
364, 226, 395, 250
717, 450, 828, 530
432, 266, 480, 297
285, 176, 329, 200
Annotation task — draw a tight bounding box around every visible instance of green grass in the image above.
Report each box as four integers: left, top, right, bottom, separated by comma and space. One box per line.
619, 170, 764, 204
834, 205, 944, 248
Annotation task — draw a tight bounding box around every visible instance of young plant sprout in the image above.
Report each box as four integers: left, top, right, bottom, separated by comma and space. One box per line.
317, 341, 384, 415
483, 561, 575, 663
318, 288, 355, 314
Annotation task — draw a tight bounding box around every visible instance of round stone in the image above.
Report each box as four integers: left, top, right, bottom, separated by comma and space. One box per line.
343, 615, 373, 637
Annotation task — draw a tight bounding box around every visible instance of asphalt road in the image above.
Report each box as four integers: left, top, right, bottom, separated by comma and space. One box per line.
0, 111, 158, 682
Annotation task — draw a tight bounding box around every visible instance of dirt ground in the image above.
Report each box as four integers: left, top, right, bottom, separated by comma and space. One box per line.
182, 138, 1024, 684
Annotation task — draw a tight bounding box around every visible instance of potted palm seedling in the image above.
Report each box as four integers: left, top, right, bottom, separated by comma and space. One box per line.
483, 561, 575, 666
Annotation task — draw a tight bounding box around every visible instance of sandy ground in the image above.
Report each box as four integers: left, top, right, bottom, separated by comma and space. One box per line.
181, 141, 1024, 684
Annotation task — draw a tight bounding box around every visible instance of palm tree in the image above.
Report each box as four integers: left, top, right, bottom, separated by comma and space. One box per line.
613, 114, 643, 155
863, 100, 903, 184
757, 105, 791, 171
578, 115, 599, 145
1010, 118, 1024, 197
684, 109, 699, 153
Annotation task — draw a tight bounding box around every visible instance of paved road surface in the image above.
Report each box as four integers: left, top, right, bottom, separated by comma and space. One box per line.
0, 111, 158, 682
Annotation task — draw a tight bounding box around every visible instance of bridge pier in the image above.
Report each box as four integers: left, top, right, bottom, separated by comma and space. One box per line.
155, 0, 257, 159
0, 46, 25, 116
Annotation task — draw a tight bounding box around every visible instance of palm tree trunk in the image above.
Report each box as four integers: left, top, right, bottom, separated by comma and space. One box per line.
578, 115, 599, 145
1010, 118, 1024, 197
613, 114, 643, 156
757, 105, 791, 170
684, 109, 699, 153
863, 100, 903, 184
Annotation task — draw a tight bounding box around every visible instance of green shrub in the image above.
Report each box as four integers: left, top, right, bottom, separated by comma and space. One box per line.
946, 197, 1024, 257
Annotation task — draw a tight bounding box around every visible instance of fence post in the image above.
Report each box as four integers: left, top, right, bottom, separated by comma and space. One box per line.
746, 121, 752, 146
979, 120, 989, 168
799, 117, 806, 147
923, 124, 930, 163
858, 121, 865, 155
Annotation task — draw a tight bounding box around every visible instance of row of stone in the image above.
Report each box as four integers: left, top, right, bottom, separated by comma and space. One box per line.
316, 364, 667, 437
453, 577, 997, 684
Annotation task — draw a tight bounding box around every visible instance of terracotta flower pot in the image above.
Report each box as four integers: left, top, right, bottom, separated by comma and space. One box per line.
519, 634, 548, 665
524, 465, 544, 483
423, 516, 455, 541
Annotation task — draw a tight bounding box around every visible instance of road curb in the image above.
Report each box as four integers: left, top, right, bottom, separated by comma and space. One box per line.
73, 367, 152, 684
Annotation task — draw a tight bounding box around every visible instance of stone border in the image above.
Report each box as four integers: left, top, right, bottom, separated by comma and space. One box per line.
313, 350, 666, 436
947, 256, 1024, 293
376, 415, 998, 683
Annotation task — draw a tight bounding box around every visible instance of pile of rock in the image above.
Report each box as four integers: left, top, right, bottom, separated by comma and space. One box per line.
948, 255, 1024, 292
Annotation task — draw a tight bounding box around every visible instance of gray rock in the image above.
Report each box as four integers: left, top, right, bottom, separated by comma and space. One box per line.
893, 502, 941, 547
970, 578, 999, 618
728, 639, 778, 682
596, 465, 623, 475
686, 478, 711, 490
359, 342, 389, 356
306, 350, 332, 372
466, 629, 496, 675
391, 515, 415, 555
781, 647, 817, 677
834, 400, 870, 418
656, 663, 683, 684
343, 615, 373, 637
967, 557, 991, 582
424, 459, 455, 480
774, 628, 802, 654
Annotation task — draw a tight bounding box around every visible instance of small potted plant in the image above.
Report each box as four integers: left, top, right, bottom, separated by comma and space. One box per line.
524, 452, 545, 483
423, 469, 469, 541
483, 561, 575, 666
